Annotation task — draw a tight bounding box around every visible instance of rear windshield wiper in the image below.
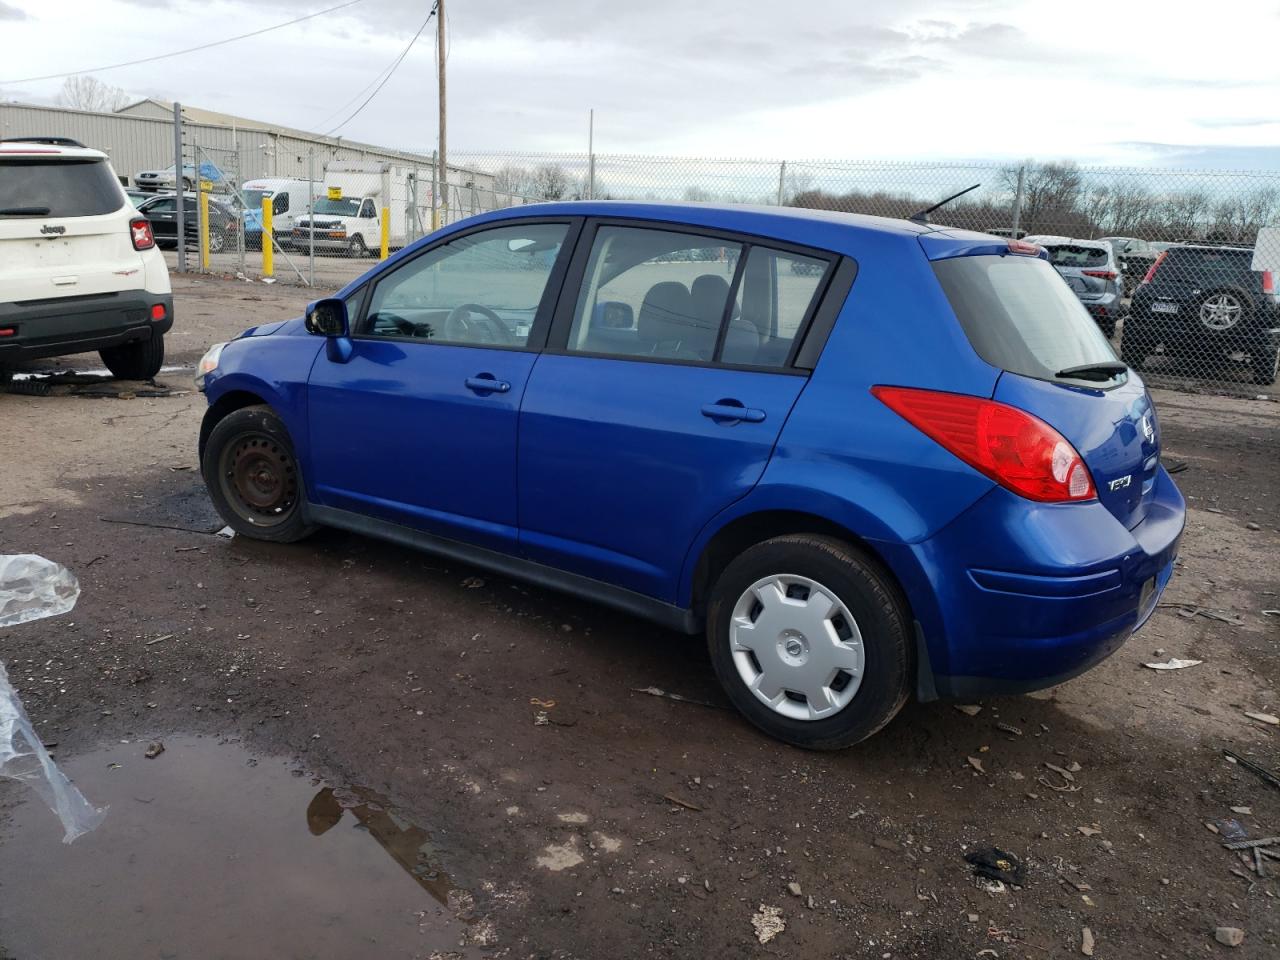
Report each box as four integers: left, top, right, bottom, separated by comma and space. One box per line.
1055, 361, 1128, 381
0, 206, 52, 216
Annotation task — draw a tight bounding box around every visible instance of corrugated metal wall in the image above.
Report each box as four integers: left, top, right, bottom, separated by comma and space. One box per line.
0, 101, 490, 191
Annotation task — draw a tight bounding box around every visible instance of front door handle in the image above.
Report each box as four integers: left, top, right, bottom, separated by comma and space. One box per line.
701, 402, 766, 423
465, 375, 510, 394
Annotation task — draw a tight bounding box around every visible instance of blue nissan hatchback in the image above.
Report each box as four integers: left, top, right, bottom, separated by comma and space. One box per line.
196, 202, 1184, 748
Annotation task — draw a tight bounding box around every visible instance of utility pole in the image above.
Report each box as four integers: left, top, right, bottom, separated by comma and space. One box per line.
587, 109, 595, 200
436, 0, 447, 227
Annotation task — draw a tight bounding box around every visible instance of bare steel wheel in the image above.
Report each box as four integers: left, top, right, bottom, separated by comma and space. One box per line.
730, 574, 865, 721
707, 534, 912, 749
202, 405, 317, 543
1199, 292, 1243, 331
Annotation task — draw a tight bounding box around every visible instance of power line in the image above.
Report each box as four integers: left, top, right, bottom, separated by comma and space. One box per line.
314, 4, 432, 131
324, 1, 436, 136
0, 0, 366, 85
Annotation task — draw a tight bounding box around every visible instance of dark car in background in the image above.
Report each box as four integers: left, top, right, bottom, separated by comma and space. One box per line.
1123, 243, 1279, 385
1099, 236, 1159, 296
1027, 236, 1125, 337
137, 194, 240, 253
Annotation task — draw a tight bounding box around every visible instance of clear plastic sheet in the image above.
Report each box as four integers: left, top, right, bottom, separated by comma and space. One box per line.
0, 555, 105, 842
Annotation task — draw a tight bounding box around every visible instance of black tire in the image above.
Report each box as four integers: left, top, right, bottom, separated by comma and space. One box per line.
201, 405, 317, 543
0, 366, 11, 390
348, 236, 367, 259
100, 335, 164, 380
1251, 346, 1279, 386
705, 534, 912, 750
1120, 320, 1150, 371
208, 229, 226, 254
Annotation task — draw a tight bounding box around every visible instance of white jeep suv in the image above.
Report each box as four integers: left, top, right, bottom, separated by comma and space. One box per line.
0, 137, 173, 381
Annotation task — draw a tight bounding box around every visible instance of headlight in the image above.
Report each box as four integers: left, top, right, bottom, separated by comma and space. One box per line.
195, 342, 227, 388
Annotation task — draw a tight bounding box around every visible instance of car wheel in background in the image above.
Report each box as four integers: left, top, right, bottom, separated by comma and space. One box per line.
100, 335, 164, 380
208, 230, 226, 254
348, 236, 367, 259
705, 534, 912, 749
201, 405, 318, 543
1198, 291, 1244, 332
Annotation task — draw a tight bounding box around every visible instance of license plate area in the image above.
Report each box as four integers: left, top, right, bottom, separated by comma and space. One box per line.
1152, 301, 1179, 315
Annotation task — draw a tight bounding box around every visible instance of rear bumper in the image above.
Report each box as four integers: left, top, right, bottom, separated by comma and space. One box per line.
879, 467, 1185, 700
1129, 298, 1280, 350
0, 290, 174, 363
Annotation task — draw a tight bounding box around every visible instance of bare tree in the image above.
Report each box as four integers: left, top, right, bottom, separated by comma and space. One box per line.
532, 164, 570, 201
58, 75, 130, 113
683, 185, 715, 202
1001, 162, 1087, 236
492, 164, 533, 202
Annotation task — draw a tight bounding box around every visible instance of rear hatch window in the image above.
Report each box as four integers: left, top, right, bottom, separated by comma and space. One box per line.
932, 254, 1119, 384
1043, 245, 1109, 268
1156, 247, 1255, 289
0, 157, 124, 219
935, 253, 1159, 529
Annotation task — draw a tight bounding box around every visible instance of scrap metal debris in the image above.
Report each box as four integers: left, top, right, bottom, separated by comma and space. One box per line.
663, 793, 703, 812
1143, 658, 1204, 670
1224, 750, 1280, 791
631, 686, 722, 709
1244, 711, 1279, 726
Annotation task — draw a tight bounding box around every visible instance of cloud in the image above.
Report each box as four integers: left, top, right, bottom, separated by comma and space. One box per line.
0, 1, 29, 20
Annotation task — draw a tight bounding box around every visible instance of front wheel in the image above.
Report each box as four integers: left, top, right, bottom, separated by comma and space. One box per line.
347, 235, 367, 259
202, 405, 318, 543
100, 335, 164, 380
706, 534, 912, 749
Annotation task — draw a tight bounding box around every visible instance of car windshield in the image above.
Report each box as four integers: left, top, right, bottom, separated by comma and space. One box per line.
242, 189, 271, 210
934, 254, 1122, 384
0, 157, 124, 218
1043, 245, 1109, 268
312, 198, 360, 217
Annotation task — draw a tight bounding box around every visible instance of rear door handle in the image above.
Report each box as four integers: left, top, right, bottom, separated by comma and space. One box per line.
465, 375, 510, 394
701, 402, 766, 423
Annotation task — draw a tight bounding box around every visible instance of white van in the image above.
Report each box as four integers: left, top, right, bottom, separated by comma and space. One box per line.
1, 137, 172, 381
239, 178, 318, 250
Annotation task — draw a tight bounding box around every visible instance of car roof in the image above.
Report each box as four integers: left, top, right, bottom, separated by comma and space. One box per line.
1025, 235, 1110, 248
0, 139, 108, 161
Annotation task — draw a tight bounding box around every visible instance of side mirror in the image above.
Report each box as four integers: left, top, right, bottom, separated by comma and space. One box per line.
305, 297, 349, 337
592, 300, 634, 329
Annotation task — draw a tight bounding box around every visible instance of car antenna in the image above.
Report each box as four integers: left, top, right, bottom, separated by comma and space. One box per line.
909, 183, 981, 224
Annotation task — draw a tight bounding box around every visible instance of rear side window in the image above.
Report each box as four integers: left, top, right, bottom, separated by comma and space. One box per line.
0, 158, 124, 218
934, 255, 1119, 383
1044, 245, 1108, 268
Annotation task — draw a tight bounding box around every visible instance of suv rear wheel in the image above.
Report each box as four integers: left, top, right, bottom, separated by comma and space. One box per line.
706, 534, 912, 749
202, 405, 317, 543
100, 335, 164, 380
1251, 346, 1279, 386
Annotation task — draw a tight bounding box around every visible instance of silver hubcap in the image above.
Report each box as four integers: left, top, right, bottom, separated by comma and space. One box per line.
730, 574, 865, 721
1200, 294, 1241, 330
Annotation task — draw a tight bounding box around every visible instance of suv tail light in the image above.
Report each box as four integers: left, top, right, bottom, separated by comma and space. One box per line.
130, 218, 155, 250
1262, 270, 1275, 297
872, 386, 1096, 502
1140, 251, 1168, 285
1082, 269, 1117, 281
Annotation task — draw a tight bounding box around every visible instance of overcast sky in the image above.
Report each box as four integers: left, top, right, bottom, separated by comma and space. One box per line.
2, 0, 1278, 168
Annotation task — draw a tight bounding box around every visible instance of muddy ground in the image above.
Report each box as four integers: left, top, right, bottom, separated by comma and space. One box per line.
1, 275, 1278, 959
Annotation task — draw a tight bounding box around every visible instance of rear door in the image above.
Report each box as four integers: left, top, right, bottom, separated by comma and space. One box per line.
140, 197, 178, 243
929, 247, 1159, 529
516, 221, 834, 601
0, 153, 143, 301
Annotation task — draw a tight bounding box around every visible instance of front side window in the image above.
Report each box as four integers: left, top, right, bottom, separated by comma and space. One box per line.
566, 225, 830, 368
359, 199, 376, 219
361, 222, 568, 347
273, 193, 289, 215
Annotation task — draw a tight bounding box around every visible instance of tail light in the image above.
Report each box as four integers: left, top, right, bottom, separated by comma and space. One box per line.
1262, 270, 1275, 296
872, 386, 1096, 503
1082, 269, 1117, 280
1141, 251, 1168, 285
130, 218, 155, 250
1007, 239, 1041, 256
150, 303, 166, 321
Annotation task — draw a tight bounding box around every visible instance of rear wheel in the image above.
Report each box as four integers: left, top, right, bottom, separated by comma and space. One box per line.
208, 229, 226, 254
706, 534, 912, 749
100, 335, 164, 380
348, 236, 367, 259
201, 405, 317, 543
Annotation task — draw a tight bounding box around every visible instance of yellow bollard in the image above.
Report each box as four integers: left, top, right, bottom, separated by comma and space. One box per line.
380, 206, 390, 261
261, 197, 274, 278
198, 189, 210, 271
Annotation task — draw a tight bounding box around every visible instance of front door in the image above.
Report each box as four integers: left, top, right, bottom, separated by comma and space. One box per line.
517, 221, 836, 601
306, 219, 576, 552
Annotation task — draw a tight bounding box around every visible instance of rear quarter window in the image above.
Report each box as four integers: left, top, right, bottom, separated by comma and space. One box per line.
933, 255, 1119, 383
0, 158, 125, 218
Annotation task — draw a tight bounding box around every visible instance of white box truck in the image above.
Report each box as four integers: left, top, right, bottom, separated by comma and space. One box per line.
291, 160, 432, 257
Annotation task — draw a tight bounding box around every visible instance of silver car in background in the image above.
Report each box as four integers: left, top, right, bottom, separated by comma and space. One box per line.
1026, 235, 1125, 337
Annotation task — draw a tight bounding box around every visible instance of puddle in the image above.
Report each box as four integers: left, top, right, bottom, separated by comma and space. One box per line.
0, 736, 477, 959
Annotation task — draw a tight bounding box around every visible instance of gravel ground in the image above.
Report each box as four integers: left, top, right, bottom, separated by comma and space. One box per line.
1, 276, 1277, 959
